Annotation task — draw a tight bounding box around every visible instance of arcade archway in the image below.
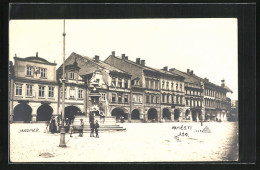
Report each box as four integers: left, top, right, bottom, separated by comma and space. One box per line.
13, 103, 32, 122
111, 107, 128, 120
131, 109, 140, 120
174, 109, 180, 120
162, 108, 171, 120
192, 110, 197, 121
185, 110, 191, 120
148, 108, 158, 121
65, 106, 82, 122
36, 104, 53, 121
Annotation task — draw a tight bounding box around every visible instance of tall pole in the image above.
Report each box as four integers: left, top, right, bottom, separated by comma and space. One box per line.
59, 20, 66, 147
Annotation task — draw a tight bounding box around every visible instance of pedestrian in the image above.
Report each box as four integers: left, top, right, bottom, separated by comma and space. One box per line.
69, 124, 74, 137
90, 120, 95, 137
94, 120, 99, 138
79, 118, 84, 137
49, 116, 57, 133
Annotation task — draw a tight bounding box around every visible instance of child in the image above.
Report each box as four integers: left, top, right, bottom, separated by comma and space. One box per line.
94, 120, 99, 138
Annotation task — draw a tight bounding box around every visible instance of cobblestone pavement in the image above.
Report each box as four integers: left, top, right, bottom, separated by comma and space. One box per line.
10, 122, 238, 162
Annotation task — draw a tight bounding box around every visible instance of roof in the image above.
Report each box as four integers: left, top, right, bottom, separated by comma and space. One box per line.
110, 55, 184, 79
14, 56, 57, 66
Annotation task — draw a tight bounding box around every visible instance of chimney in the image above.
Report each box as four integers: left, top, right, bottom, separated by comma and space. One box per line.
36, 52, 38, 58
221, 78, 225, 87
125, 56, 128, 60
169, 68, 175, 72
190, 70, 193, 75
112, 51, 115, 56
187, 69, 190, 73
121, 54, 126, 60
14, 53, 17, 57
136, 58, 141, 64
95, 55, 99, 62
141, 60, 145, 66
204, 78, 209, 82
163, 66, 168, 71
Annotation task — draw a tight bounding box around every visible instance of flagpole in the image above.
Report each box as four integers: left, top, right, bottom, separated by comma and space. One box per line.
59, 19, 66, 147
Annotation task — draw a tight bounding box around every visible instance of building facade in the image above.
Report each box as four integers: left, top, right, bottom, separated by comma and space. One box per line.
9, 51, 233, 123
9, 53, 58, 122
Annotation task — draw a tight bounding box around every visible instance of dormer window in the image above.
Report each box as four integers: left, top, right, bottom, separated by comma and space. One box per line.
40, 68, 47, 78
69, 72, 76, 80
26, 66, 33, 76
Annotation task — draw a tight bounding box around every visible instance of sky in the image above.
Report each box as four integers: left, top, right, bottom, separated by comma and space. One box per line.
9, 19, 238, 100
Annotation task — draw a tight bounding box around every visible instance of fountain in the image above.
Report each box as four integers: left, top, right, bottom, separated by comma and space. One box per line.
88, 80, 101, 122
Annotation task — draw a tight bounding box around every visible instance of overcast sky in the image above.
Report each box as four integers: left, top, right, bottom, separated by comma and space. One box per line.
9, 19, 238, 100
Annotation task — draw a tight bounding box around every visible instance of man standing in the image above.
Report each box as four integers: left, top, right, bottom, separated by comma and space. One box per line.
79, 118, 84, 137
94, 120, 99, 138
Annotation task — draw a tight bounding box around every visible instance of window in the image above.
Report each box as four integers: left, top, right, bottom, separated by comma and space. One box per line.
69, 88, 76, 99
40, 68, 47, 78
156, 96, 159, 103
167, 95, 169, 103
69, 72, 76, 80
155, 81, 158, 90
112, 77, 116, 87
146, 79, 149, 88
176, 83, 178, 91
138, 96, 142, 103
162, 81, 165, 89
171, 82, 174, 90
78, 89, 83, 99
118, 94, 122, 103
112, 94, 116, 102
186, 100, 188, 106
60, 88, 67, 99
132, 95, 137, 102
162, 94, 165, 103
172, 95, 174, 104
26, 66, 33, 76
146, 95, 150, 104
39, 86, 45, 98
118, 79, 122, 88
150, 80, 154, 89
176, 96, 179, 104
48, 86, 54, 98
151, 96, 154, 103
15, 84, 23, 96
26, 84, 33, 97
124, 79, 128, 88
180, 84, 182, 91
124, 95, 128, 103
166, 82, 169, 90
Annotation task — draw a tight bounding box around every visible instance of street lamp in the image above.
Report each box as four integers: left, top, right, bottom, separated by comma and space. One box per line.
59, 20, 66, 147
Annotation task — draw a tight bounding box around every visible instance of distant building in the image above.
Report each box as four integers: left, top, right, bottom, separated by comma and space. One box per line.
9, 53, 58, 122
105, 51, 185, 122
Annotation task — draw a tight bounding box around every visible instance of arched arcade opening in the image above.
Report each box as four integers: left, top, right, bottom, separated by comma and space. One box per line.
162, 108, 171, 120
174, 109, 180, 121
192, 110, 197, 121
13, 103, 32, 122
65, 106, 82, 123
111, 108, 128, 120
36, 104, 53, 121
131, 109, 140, 120
148, 108, 158, 121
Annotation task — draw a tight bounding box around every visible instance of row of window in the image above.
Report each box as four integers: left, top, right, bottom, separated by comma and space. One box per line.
26, 66, 47, 78
161, 81, 183, 91
185, 89, 202, 96
185, 99, 202, 107
145, 94, 184, 104
15, 84, 54, 98
205, 89, 226, 99
111, 77, 129, 88
60, 88, 83, 99
111, 94, 129, 103
205, 99, 226, 108
145, 79, 159, 90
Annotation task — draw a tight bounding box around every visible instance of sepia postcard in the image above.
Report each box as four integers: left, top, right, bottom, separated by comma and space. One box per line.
8, 9, 239, 162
